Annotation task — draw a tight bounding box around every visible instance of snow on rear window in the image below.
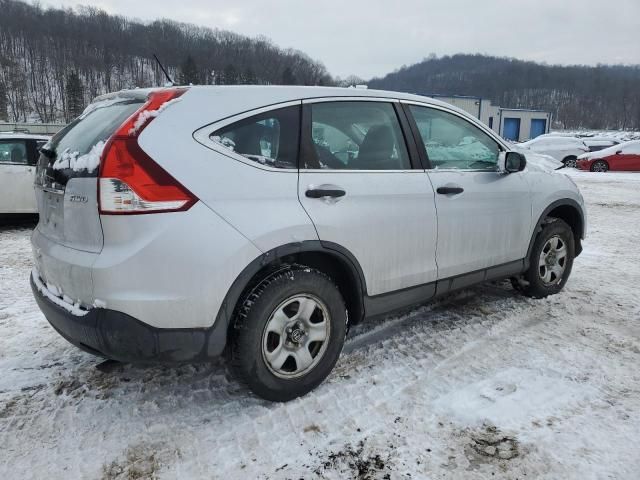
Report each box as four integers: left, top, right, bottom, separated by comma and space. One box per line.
45, 99, 142, 176
51, 141, 105, 173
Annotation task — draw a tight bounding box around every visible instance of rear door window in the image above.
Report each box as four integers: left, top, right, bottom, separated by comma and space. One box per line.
0, 140, 28, 164
305, 101, 411, 170
408, 105, 501, 170
210, 106, 300, 169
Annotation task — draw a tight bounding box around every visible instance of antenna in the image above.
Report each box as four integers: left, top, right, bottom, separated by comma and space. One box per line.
153, 54, 174, 86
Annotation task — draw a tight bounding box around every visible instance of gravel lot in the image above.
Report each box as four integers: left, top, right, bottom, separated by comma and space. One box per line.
1, 170, 639, 479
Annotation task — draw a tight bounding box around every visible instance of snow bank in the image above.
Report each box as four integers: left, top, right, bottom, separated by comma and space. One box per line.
553, 129, 640, 142
51, 141, 105, 173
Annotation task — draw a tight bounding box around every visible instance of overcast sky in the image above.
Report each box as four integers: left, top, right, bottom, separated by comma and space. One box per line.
43, 0, 640, 79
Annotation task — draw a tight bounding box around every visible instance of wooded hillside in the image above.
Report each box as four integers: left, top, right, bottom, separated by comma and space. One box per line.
368, 54, 640, 130
0, 0, 332, 122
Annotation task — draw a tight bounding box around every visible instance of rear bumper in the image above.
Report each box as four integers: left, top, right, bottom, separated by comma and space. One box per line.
31, 273, 227, 363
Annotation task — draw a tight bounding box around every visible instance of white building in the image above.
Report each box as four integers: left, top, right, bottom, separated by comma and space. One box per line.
428, 94, 551, 142
0, 122, 65, 135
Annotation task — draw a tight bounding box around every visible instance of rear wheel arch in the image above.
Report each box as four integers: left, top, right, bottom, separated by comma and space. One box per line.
527, 200, 584, 262
215, 241, 366, 353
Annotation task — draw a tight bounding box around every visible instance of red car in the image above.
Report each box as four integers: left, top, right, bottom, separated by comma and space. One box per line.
576, 140, 640, 172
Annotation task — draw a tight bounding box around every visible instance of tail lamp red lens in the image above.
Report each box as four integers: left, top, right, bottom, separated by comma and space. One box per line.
98, 88, 198, 214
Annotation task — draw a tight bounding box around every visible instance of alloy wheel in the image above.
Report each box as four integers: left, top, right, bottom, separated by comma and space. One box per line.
592, 161, 608, 172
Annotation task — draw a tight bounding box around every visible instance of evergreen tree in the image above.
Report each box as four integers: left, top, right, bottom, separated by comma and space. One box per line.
281, 66, 296, 85
244, 68, 257, 85
179, 55, 200, 85
65, 71, 84, 121
223, 64, 238, 85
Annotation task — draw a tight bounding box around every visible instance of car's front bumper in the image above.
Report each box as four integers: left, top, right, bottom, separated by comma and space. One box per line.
31, 272, 227, 363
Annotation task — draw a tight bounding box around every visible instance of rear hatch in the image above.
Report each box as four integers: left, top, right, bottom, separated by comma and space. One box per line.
35, 96, 145, 252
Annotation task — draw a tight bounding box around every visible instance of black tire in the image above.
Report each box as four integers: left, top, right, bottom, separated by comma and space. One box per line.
590, 160, 609, 172
563, 156, 577, 168
230, 266, 347, 402
517, 218, 575, 298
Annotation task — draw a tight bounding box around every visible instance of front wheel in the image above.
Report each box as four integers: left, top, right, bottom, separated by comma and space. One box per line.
591, 160, 609, 172
515, 218, 575, 298
230, 266, 347, 402
563, 156, 578, 168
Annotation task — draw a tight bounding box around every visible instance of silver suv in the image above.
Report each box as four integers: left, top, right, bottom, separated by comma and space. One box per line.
30, 86, 586, 401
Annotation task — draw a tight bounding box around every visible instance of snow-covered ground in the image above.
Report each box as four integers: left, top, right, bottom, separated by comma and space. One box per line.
550, 130, 640, 142
1, 171, 640, 479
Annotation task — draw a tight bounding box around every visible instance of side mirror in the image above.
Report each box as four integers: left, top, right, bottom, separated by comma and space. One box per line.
501, 151, 527, 173
615, 150, 622, 155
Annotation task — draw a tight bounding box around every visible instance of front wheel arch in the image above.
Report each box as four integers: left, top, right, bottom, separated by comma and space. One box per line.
517, 217, 575, 298
526, 200, 584, 266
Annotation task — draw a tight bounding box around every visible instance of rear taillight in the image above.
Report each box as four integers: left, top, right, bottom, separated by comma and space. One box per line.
98, 88, 197, 215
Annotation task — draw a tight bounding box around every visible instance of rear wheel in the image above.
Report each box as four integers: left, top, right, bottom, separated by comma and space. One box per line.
591, 160, 609, 172
230, 266, 347, 401
515, 218, 575, 298
563, 156, 578, 168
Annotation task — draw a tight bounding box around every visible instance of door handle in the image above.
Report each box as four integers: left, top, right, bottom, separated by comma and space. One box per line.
436, 186, 464, 195
305, 188, 346, 199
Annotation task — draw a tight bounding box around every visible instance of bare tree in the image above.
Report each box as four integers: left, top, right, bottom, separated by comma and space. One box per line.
0, 0, 334, 122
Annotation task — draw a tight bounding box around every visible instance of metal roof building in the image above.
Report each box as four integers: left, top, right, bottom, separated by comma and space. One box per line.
428, 94, 552, 142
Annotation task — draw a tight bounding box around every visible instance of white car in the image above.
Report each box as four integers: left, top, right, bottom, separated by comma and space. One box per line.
30, 86, 586, 401
519, 136, 589, 168
0, 132, 50, 215
582, 137, 620, 152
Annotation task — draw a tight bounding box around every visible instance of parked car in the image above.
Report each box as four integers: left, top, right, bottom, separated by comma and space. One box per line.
0, 132, 50, 215
518, 136, 589, 168
582, 137, 621, 153
30, 86, 586, 401
576, 140, 640, 172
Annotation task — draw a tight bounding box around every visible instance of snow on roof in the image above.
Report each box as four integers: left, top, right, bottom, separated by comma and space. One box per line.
578, 140, 640, 160
0, 132, 50, 140
521, 136, 587, 148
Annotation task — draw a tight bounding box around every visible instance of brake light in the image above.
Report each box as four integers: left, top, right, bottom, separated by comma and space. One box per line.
98, 88, 198, 214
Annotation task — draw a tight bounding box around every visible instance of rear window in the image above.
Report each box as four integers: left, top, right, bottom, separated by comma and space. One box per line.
37, 99, 143, 186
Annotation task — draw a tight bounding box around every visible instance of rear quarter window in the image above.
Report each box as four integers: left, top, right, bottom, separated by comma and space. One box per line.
210, 106, 300, 169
